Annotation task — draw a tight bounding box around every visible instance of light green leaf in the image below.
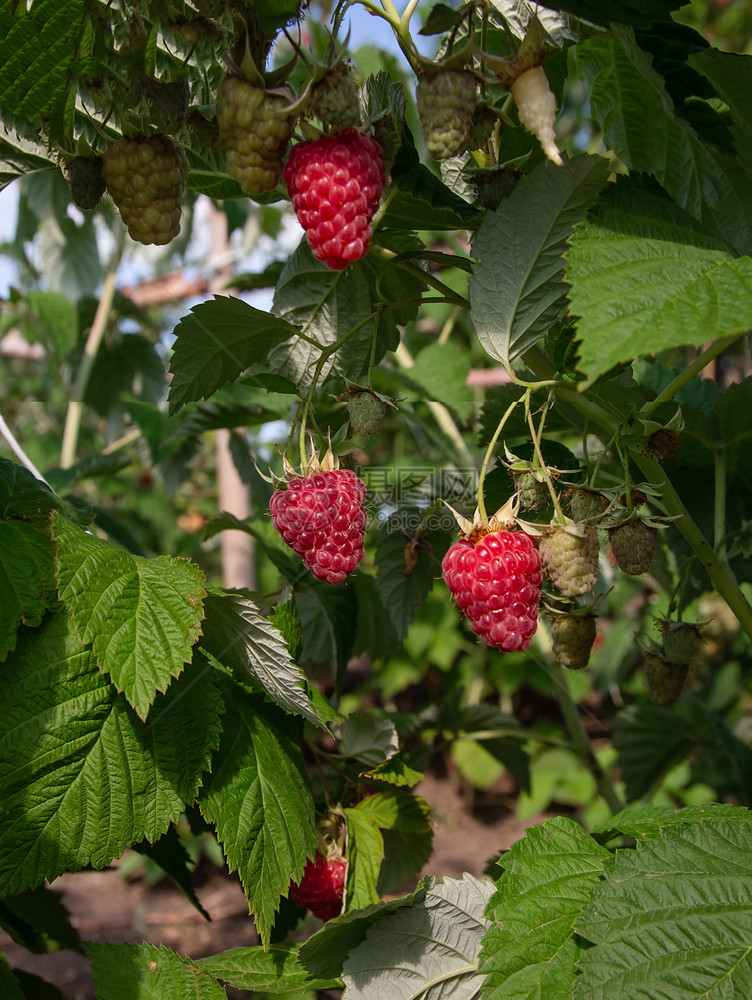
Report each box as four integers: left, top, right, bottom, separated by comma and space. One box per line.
0, 520, 56, 662
344, 808, 384, 910
574, 815, 752, 999
298, 889, 427, 981
198, 685, 316, 948
408, 341, 473, 409
363, 755, 424, 788
54, 512, 206, 719
452, 740, 504, 792
22, 290, 78, 358
566, 183, 752, 385
200, 591, 324, 728
469, 155, 609, 366
268, 241, 374, 389
480, 816, 610, 1000
342, 873, 493, 1000
0, 611, 222, 895
197, 943, 341, 994
89, 942, 226, 1000
167, 296, 298, 414
337, 715, 399, 767
573, 29, 752, 255
352, 791, 433, 897
592, 801, 743, 841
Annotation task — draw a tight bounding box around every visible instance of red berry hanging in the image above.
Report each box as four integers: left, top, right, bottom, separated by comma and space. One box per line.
290, 853, 347, 921
270, 466, 367, 585
442, 528, 542, 652
283, 128, 385, 270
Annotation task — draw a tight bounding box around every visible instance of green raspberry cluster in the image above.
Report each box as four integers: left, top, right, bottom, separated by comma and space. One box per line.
347, 391, 388, 437
609, 520, 657, 575
310, 65, 361, 132
65, 156, 106, 211
416, 69, 477, 160
102, 135, 188, 246
540, 525, 599, 597
216, 76, 296, 195
550, 613, 597, 670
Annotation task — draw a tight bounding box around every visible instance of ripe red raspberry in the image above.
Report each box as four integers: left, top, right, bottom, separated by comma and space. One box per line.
290, 853, 346, 921
283, 128, 385, 270
269, 469, 366, 584
442, 529, 541, 652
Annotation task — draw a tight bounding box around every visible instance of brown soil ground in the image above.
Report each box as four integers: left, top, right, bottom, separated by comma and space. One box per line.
1, 769, 542, 1000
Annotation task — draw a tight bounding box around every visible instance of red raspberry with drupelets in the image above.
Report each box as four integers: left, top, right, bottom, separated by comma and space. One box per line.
283, 128, 385, 270
442, 528, 542, 652
290, 853, 347, 921
270, 468, 366, 585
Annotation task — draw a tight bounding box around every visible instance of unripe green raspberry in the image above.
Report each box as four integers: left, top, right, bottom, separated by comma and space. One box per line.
416, 70, 477, 160
569, 489, 609, 523
512, 471, 550, 512
463, 104, 496, 152
144, 76, 190, 134
347, 391, 388, 437
65, 156, 106, 210
644, 653, 688, 706
216, 76, 296, 195
102, 134, 188, 246
539, 524, 599, 597
608, 520, 657, 575
550, 613, 597, 670
660, 621, 702, 664
476, 166, 521, 211
310, 65, 361, 132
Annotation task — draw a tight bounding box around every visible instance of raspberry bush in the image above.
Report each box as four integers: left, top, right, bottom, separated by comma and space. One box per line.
2, 1, 752, 998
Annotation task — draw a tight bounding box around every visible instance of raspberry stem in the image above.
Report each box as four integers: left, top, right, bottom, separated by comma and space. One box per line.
524, 389, 563, 520
477, 392, 524, 522
639, 335, 740, 422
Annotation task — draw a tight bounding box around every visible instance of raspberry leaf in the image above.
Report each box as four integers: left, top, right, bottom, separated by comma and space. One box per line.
197, 685, 316, 949
89, 942, 226, 1000
0, 520, 56, 662
343, 808, 384, 910
54, 513, 206, 720
337, 715, 399, 767
591, 801, 742, 843
574, 814, 752, 999
342, 873, 492, 999
567, 182, 752, 385
470, 154, 609, 367
196, 943, 341, 994
480, 816, 609, 1000
167, 296, 299, 414
353, 791, 434, 896
0, 611, 221, 896
375, 520, 449, 643
200, 591, 326, 729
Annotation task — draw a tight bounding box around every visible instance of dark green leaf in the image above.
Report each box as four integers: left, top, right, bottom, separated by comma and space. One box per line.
197, 942, 340, 993
592, 801, 743, 841
374, 523, 440, 643
198, 684, 316, 948
612, 703, 702, 801
167, 296, 298, 414
0, 458, 57, 520
470, 154, 609, 366
294, 580, 358, 687
0, 519, 56, 662
85, 334, 165, 415
0, 885, 83, 955
89, 941, 226, 1000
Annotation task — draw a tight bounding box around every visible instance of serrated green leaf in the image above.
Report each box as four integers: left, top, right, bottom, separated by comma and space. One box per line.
613, 703, 704, 802
268, 241, 374, 388
0, 457, 57, 520
198, 684, 316, 948
592, 801, 743, 841
22, 290, 78, 358
0, 520, 56, 662
53, 512, 206, 719
532, 0, 680, 28
338, 715, 399, 767
89, 941, 226, 1000
470, 155, 609, 366
167, 296, 298, 414
200, 591, 324, 728
344, 808, 384, 910
363, 755, 424, 788
0, 122, 56, 192
342, 873, 493, 1000
294, 580, 358, 685
574, 815, 752, 999
0, 884, 83, 955
0, 612, 222, 895
197, 942, 340, 993
574, 29, 752, 255
352, 791, 434, 897
567, 182, 752, 384
480, 816, 609, 1000
298, 888, 426, 980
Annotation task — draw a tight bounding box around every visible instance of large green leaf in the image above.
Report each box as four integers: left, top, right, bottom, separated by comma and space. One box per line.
167, 296, 298, 414
268, 242, 375, 388
0, 123, 55, 191
592, 802, 743, 842
342, 873, 493, 1000
0, 0, 85, 121
0, 884, 83, 955
54, 513, 206, 719
353, 791, 434, 897
480, 816, 609, 1000
566, 182, 752, 385
497, 0, 681, 29
574, 29, 752, 255
0, 611, 222, 895
469, 154, 609, 366
198, 684, 316, 948
574, 813, 752, 999
343, 808, 384, 910
612, 703, 700, 802
0, 457, 57, 520
408, 341, 473, 410
21, 290, 78, 358
89, 942, 226, 1000
374, 521, 442, 643
197, 943, 340, 994
294, 579, 358, 686
0, 520, 56, 662
200, 591, 325, 728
